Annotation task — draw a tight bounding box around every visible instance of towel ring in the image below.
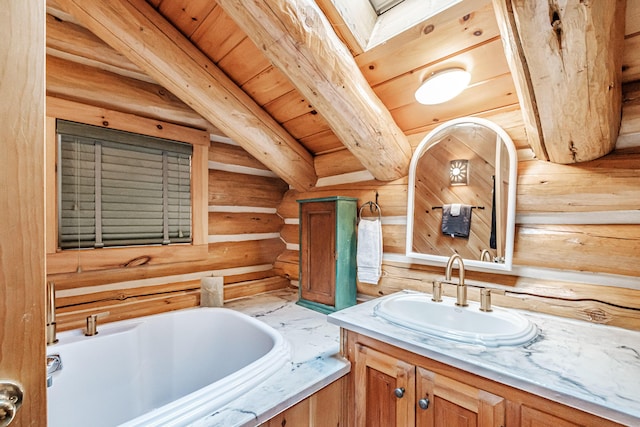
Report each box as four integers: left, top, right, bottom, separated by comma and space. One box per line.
359, 201, 381, 222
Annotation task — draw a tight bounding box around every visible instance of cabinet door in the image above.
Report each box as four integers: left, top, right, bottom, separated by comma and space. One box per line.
416, 367, 505, 427
355, 344, 416, 427
300, 200, 336, 306
520, 405, 582, 427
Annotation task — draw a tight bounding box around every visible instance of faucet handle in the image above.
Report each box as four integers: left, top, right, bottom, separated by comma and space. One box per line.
84, 311, 110, 336
480, 288, 493, 312
431, 281, 443, 302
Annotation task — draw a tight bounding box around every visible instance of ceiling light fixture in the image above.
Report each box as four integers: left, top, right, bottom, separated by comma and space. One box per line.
415, 68, 471, 105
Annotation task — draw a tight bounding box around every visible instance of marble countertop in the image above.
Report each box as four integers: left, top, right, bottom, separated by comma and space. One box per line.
188, 289, 349, 427
328, 290, 640, 426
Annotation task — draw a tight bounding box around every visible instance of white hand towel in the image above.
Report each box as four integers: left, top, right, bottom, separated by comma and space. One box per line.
357, 218, 383, 284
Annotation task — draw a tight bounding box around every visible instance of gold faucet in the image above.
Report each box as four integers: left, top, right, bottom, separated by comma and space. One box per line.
46, 281, 58, 345
84, 312, 109, 336
445, 254, 467, 307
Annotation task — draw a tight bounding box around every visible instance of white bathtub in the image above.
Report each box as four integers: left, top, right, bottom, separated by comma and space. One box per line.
47, 307, 290, 427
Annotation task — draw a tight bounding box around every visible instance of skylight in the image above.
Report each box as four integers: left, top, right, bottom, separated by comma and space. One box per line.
369, 0, 406, 15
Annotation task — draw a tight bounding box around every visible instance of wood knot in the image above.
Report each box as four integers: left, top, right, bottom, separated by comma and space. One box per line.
123, 255, 151, 268
581, 308, 611, 324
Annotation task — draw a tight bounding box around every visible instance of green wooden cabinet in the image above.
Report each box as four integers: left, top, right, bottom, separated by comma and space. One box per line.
297, 196, 357, 314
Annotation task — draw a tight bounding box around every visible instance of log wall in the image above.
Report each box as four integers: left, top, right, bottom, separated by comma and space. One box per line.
45, 61, 291, 331
44, 2, 640, 333
278, 88, 640, 331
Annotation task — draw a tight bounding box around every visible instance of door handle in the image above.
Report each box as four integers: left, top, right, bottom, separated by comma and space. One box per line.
0, 381, 23, 427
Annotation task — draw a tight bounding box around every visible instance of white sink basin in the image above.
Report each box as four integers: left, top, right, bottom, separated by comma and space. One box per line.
374, 291, 538, 347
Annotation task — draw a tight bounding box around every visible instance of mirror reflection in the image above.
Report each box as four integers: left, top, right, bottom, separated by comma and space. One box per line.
406, 117, 517, 271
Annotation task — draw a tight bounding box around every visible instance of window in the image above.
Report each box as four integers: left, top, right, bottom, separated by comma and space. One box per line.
368, 0, 405, 15
57, 120, 192, 249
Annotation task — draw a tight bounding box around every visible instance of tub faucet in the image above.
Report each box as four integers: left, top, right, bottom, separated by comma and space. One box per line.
445, 254, 467, 307
84, 312, 109, 336
46, 281, 58, 345
46, 354, 63, 387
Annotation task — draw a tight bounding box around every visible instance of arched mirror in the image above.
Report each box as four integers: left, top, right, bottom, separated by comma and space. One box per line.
406, 117, 517, 271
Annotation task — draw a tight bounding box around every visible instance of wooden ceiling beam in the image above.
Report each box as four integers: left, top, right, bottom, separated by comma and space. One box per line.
217, 0, 412, 181
493, 0, 626, 164
54, 0, 317, 191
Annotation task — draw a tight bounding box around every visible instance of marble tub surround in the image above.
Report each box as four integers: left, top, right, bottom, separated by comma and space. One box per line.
189, 289, 349, 427
328, 290, 640, 426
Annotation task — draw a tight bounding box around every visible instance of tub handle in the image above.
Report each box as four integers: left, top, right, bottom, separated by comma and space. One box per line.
0, 381, 23, 426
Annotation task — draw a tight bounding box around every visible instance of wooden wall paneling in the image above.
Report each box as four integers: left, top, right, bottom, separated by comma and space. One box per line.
189, 4, 245, 63
216, 37, 273, 87
514, 224, 640, 277
241, 66, 297, 107
47, 244, 209, 275
55, 0, 317, 191
223, 276, 290, 301
56, 279, 200, 308
209, 141, 270, 171
278, 183, 409, 219
56, 291, 200, 331
208, 239, 287, 269
208, 212, 283, 235
623, 34, 640, 84
627, 0, 640, 35
156, 0, 216, 38
217, 0, 413, 182
516, 152, 640, 213
208, 169, 289, 208
46, 55, 215, 132
300, 130, 345, 155
405, 105, 528, 151
279, 224, 299, 245
315, 149, 366, 178
381, 224, 406, 254
282, 109, 333, 141
223, 268, 283, 286
47, 96, 210, 145
263, 89, 316, 124
49, 239, 286, 291
619, 83, 640, 148
373, 37, 508, 111
46, 13, 150, 82
192, 144, 208, 246
274, 250, 300, 280
391, 73, 519, 134
356, 2, 499, 86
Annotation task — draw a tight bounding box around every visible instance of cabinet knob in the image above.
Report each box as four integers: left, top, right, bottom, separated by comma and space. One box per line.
418, 397, 430, 410
393, 387, 405, 398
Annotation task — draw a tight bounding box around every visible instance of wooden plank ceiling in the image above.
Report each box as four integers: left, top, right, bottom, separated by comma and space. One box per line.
46, 0, 634, 187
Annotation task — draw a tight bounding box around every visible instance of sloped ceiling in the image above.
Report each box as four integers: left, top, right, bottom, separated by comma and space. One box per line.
46, 0, 633, 189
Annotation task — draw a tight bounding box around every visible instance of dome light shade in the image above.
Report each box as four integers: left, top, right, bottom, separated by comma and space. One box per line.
415, 68, 471, 105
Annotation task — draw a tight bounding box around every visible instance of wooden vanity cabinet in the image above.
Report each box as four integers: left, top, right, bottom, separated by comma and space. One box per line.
345, 331, 624, 427
354, 343, 504, 427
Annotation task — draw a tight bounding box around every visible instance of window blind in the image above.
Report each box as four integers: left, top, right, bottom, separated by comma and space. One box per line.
57, 120, 192, 249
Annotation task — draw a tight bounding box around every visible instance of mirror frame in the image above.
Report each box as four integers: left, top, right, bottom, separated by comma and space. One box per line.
405, 117, 517, 272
